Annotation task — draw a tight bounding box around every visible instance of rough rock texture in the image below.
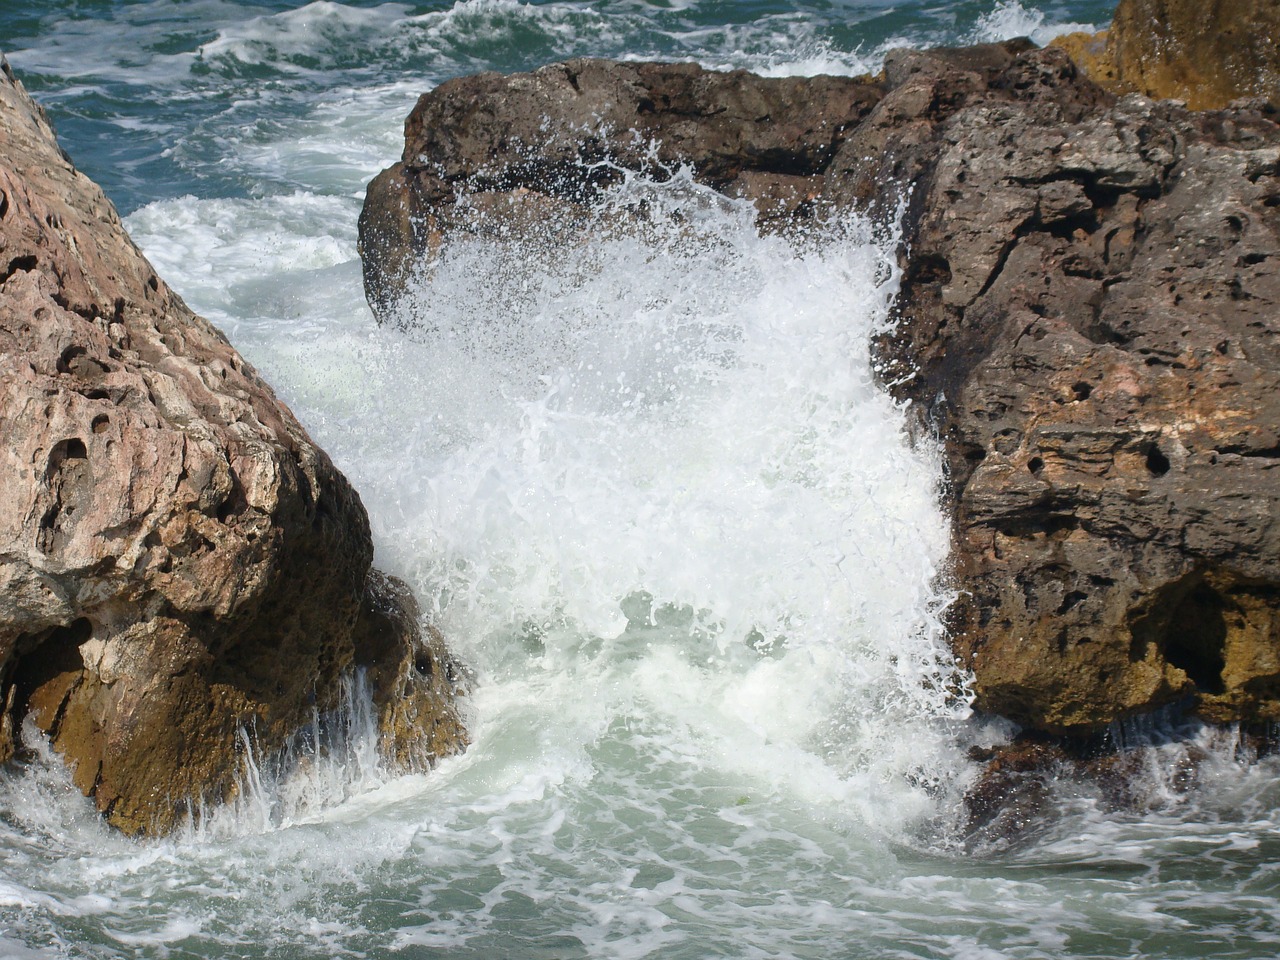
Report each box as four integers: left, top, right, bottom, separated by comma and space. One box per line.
1051, 0, 1280, 110
1047, 30, 1117, 91
860, 47, 1280, 734
359, 46, 1280, 740
0, 59, 467, 834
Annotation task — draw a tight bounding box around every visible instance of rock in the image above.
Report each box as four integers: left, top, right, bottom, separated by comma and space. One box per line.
352, 570, 470, 770
1110, 0, 1280, 109
0, 58, 467, 835
963, 726, 1226, 848
1047, 30, 1117, 91
359, 57, 883, 323
1051, 0, 1280, 110
963, 737, 1059, 845
358, 48, 1280, 738
872, 47, 1280, 734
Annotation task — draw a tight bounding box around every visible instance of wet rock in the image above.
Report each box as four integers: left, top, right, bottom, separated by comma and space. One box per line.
1051, 0, 1280, 110
358, 46, 1280, 738
353, 570, 471, 770
358, 57, 883, 323
873, 48, 1280, 734
963, 737, 1059, 845
0, 58, 467, 834
963, 725, 1223, 848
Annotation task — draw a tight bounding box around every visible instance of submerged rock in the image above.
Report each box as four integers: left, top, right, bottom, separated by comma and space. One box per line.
358, 45, 1280, 742
0, 58, 467, 835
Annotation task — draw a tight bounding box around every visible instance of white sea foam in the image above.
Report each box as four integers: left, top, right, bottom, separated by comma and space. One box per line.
133, 155, 975, 842
196, 0, 415, 67
969, 0, 1099, 46
298, 168, 973, 841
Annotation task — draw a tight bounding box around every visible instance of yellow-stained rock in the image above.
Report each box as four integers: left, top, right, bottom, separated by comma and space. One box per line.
1052, 0, 1280, 110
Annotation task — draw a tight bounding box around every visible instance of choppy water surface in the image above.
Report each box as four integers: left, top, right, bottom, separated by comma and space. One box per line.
3, 2, 1280, 958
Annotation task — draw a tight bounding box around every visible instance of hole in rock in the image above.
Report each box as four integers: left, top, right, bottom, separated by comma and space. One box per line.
1058, 590, 1087, 614
11, 618, 91, 735
57, 346, 110, 378
1045, 514, 1077, 537
3, 254, 38, 282
1144, 444, 1171, 476
46, 437, 87, 478
1027, 456, 1044, 475
1163, 583, 1228, 695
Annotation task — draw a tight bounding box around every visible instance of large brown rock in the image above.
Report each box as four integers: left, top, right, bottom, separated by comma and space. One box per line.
0, 58, 467, 834
359, 58, 884, 322
1052, 0, 1280, 110
358, 47, 1280, 738
859, 47, 1280, 734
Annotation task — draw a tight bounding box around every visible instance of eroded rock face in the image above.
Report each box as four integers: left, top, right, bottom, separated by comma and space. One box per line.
359, 46, 1280, 738
862, 47, 1280, 734
1050, 0, 1280, 111
0, 59, 467, 834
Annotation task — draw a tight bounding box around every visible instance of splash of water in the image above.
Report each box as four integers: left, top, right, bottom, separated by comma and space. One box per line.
180, 671, 396, 840
320, 166, 974, 838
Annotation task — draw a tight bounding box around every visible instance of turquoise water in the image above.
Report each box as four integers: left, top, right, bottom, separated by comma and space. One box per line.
5, 3, 1280, 958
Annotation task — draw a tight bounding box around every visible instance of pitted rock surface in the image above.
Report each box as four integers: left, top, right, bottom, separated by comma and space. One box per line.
866, 47, 1280, 733
1, 58, 467, 833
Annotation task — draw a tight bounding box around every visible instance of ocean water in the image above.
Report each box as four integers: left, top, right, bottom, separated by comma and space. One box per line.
3, 2, 1280, 958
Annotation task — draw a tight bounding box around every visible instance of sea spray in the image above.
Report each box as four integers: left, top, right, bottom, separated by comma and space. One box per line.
329, 165, 980, 838
180, 671, 393, 840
